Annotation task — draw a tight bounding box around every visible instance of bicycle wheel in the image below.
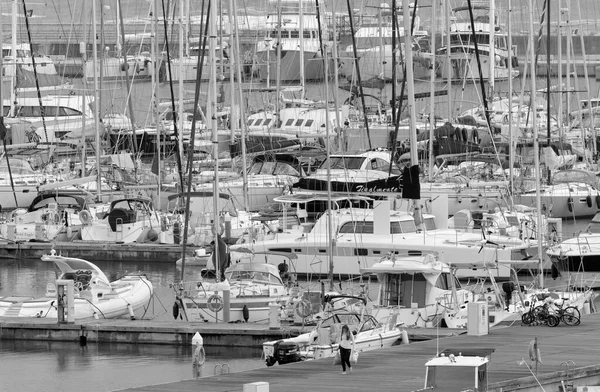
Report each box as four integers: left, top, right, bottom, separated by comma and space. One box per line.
562, 313, 581, 326
533, 306, 549, 323
522, 311, 535, 325
562, 306, 581, 321
547, 314, 560, 327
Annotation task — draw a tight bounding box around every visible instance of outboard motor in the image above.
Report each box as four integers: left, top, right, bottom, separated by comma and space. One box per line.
267, 340, 303, 366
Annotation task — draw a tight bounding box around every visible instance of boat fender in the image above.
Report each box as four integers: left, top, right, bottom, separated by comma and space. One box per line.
587, 195, 593, 208
511, 56, 519, 68
461, 128, 468, 142
173, 302, 180, 319
551, 264, 560, 280
120, 61, 129, 72
146, 229, 159, 243
478, 194, 484, 209
295, 300, 312, 319
79, 210, 92, 225
596, 194, 600, 209
243, 304, 250, 322
472, 129, 479, 143
567, 197, 574, 213
401, 330, 409, 345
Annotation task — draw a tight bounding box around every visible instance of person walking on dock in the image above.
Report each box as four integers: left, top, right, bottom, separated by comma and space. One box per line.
192, 341, 206, 379
339, 324, 355, 375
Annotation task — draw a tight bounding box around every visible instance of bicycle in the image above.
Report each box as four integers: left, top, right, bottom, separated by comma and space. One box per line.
552, 299, 581, 326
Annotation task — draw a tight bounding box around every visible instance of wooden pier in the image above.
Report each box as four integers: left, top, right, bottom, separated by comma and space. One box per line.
114, 313, 600, 392
0, 240, 197, 262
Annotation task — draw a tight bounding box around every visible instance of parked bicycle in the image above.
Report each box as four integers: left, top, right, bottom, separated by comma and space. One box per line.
521, 293, 580, 327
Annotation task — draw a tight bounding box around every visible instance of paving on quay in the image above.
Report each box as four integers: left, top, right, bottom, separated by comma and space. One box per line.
113, 312, 600, 392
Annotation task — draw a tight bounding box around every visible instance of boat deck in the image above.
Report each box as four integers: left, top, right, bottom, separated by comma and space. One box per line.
114, 312, 600, 392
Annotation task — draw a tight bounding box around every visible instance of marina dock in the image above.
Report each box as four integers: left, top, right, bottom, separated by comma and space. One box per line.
112, 313, 600, 392
0, 316, 464, 347
0, 240, 198, 262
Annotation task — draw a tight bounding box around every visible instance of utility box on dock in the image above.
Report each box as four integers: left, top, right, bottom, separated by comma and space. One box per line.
467, 302, 488, 336
243, 382, 269, 392
56, 279, 75, 324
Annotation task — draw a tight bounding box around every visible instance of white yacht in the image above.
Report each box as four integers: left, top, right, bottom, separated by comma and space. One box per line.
254, 0, 332, 82
436, 3, 519, 82
339, 3, 431, 82
230, 203, 538, 279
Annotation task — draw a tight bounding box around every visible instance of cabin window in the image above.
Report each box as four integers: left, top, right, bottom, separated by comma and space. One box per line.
303, 31, 312, 39
295, 119, 304, 126
254, 119, 263, 126
273, 162, 300, 176
383, 273, 427, 307
269, 248, 292, 253
373, 250, 381, 255
290, 30, 299, 38
354, 248, 368, 256
285, 119, 294, 126
305, 119, 314, 127
318, 249, 327, 254
339, 221, 374, 234
2, 106, 9, 116
293, 249, 302, 253
247, 119, 255, 126
399, 220, 417, 233
422, 218, 437, 231
263, 118, 272, 126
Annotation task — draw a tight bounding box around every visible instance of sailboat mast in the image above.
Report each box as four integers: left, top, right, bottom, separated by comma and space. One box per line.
232, 0, 249, 210
9, 0, 17, 117
208, 0, 221, 279
507, 0, 514, 199
445, 0, 452, 118
153, 0, 161, 201
330, 3, 342, 151
298, 0, 305, 94
178, 0, 185, 164
402, 0, 418, 168
526, 0, 543, 288
488, 0, 495, 98
428, 0, 437, 180
92, 0, 102, 199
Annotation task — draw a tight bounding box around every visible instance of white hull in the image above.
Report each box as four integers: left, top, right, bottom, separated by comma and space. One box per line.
0, 254, 153, 320
233, 226, 535, 279
83, 56, 153, 81
255, 49, 331, 82
341, 45, 432, 81
165, 57, 228, 82
437, 51, 519, 82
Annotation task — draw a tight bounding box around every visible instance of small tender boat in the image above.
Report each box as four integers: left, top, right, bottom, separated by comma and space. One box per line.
172, 252, 293, 323
0, 252, 153, 320
263, 294, 404, 366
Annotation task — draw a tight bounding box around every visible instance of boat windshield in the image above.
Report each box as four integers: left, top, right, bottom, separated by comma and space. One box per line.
248, 161, 301, 177
323, 156, 366, 170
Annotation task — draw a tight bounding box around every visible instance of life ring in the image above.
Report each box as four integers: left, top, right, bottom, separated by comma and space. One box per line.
79, 210, 92, 225
207, 294, 224, 312
295, 300, 312, 319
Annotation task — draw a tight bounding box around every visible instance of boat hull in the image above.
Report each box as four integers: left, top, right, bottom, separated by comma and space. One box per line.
0, 274, 153, 320
254, 49, 332, 82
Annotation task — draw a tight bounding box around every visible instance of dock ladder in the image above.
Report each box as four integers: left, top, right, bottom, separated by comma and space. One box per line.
560, 360, 576, 392
213, 363, 230, 376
